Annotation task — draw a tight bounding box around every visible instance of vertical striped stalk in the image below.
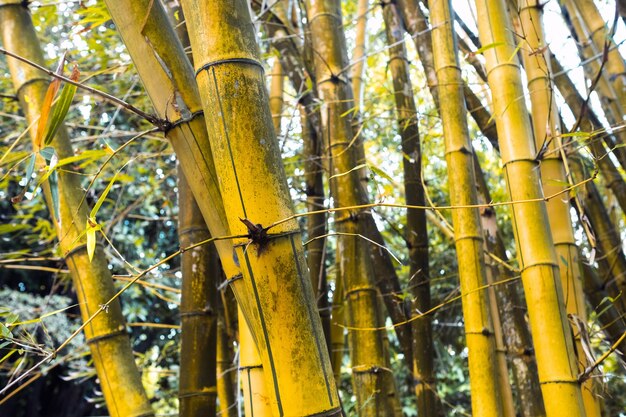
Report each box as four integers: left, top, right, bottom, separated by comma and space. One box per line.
515, 1, 602, 414
429, 0, 506, 414
381, 2, 436, 414
106, 1, 280, 413
473, 156, 546, 417
180, 1, 341, 415
270, 59, 285, 134
473, 0, 587, 414
178, 168, 218, 416
304, 0, 400, 414
0, 4, 153, 416
239, 309, 273, 416
351, 0, 369, 111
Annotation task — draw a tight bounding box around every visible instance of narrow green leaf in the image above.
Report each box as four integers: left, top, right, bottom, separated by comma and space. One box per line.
43, 82, 78, 146
0, 323, 11, 338
90, 172, 119, 219
49, 171, 61, 223
469, 41, 504, 56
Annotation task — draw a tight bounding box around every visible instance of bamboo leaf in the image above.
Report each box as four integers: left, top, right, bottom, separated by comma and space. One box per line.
43, 65, 80, 146
90, 172, 119, 219
34, 54, 66, 149
467, 41, 504, 57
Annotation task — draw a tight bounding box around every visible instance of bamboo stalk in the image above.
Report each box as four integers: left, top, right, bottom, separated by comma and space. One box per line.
216, 294, 237, 417
0, 3, 153, 416
351, 0, 369, 111
270, 59, 285, 134
177, 168, 218, 416
515, 0, 603, 413
429, 0, 508, 414
382, 2, 436, 414
473, 0, 587, 413
303, 0, 400, 413
180, 1, 341, 415
239, 309, 273, 416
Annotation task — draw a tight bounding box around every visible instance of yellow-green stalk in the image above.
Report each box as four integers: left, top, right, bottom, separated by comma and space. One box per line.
473, 0, 587, 413
180, 1, 341, 415
429, 0, 507, 414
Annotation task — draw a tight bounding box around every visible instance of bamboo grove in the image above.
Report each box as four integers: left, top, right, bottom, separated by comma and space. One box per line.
0, 0, 625, 415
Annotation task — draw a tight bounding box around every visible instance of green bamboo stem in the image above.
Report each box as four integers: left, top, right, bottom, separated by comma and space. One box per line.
0, 3, 153, 416
177, 168, 218, 416
180, 1, 341, 415
473, 0, 586, 413
515, 0, 602, 413
429, 0, 507, 414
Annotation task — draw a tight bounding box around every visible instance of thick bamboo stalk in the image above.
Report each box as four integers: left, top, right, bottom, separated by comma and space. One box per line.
429, 0, 507, 414
351, 0, 369, 111
180, 1, 341, 415
0, 4, 153, 416
382, 2, 435, 414
102, 0, 258, 329
177, 168, 218, 416
105, 1, 283, 412
515, 1, 602, 414
473, 0, 587, 413
472, 155, 546, 417
303, 0, 400, 414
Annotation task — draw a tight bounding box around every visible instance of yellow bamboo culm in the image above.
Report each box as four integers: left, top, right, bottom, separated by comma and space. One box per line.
180, 1, 341, 415
429, 0, 507, 415
515, 0, 602, 414
239, 309, 274, 417
304, 0, 400, 413
0, 3, 153, 416
178, 169, 218, 416
472, 0, 587, 414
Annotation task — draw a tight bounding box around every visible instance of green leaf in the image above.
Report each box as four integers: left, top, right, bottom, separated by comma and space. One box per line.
469, 42, 504, 56
90, 172, 119, 219
49, 171, 61, 222
0, 323, 11, 338
43, 81, 78, 146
